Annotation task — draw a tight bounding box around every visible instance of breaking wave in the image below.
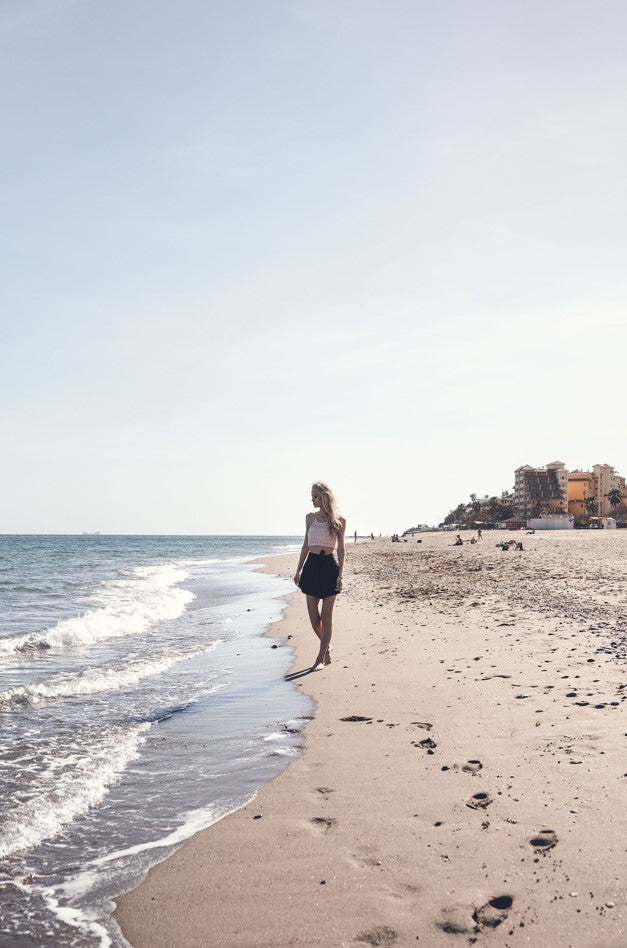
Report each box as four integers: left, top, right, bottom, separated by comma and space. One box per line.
0, 723, 150, 858
0, 565, 194, 657
0, 643, 220, 709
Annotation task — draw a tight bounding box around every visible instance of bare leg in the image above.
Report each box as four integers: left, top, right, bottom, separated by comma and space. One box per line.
306, 596, 322, 639
313, 595, 336, 670
306, 596, 332, 664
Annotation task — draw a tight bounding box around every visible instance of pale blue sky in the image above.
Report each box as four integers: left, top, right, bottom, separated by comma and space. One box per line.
2, 0, 626, 534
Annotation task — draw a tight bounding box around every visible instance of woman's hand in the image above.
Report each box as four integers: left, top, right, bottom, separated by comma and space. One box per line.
293, 572, 301, 586
336, 575, 343, 592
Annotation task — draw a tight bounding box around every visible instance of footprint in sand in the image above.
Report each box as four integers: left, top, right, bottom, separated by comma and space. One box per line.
466, 791, 492, 809
530, 829, 558, 851
316, 787, 334, 799
462, 759, 483, 774
439, 904, 477, 934
341, 715, 373, 722
410, 721, 433, 730
310, 817, 337, 833
355, 926, 398, 946
412, 737, 437, 753
474, 895, 514, 929
439, 895, 513, 935
346, 851, 384, 871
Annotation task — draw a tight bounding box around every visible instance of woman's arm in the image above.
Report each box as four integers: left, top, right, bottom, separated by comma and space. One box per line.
294, 515, 312, 585
336, 517, 346, 591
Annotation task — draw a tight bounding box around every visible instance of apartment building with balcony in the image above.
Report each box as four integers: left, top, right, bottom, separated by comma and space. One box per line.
514, 461, 569, 519
567, 465, 627, 518
592, 464, 627, 516
567, 470, 596, 518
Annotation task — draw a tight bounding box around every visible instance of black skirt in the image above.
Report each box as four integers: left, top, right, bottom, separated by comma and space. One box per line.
299, 551, 340, 599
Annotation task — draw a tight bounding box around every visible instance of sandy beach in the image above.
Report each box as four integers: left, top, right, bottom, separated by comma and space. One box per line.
115, 531, 626, 947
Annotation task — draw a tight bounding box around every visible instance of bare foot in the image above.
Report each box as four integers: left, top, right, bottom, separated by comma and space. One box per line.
312, 661, 325, 672
324, 646, 333, 665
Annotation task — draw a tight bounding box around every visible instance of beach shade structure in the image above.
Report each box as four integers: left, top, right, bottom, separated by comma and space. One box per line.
503, 517, 527, 530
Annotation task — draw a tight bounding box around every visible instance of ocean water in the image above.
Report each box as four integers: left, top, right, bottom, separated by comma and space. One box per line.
0, 535, 309, 946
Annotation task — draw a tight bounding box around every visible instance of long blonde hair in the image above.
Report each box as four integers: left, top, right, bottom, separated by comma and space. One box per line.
312, 481, 342, 536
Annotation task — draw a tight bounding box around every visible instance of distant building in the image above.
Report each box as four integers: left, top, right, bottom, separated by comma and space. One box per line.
477, 491, 515, 508
567, 470, 596, 518
528, 515, 574, 530
568, 464, 627, 518
502, 517, 527, 530
592, 464, 627, 516
514, 461, 568, 519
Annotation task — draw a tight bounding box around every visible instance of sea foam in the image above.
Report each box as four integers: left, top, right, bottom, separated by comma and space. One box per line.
0, 723, 150, 859
0, 643, 220, 709
0, 564, 194, 657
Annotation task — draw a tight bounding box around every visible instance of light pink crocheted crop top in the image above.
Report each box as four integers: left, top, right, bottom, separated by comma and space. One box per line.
307, 517, 337, 549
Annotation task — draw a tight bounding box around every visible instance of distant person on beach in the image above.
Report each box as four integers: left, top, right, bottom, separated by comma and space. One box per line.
477, 528, 482, 539
453, 534, 463, 546
293, 481, 346, 671
354, 530, 357, 543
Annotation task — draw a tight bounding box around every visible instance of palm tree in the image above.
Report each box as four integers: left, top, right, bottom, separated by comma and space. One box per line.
443, 502, 467, 526
606, 488, 623, 515
453, 502, 468, 524
584, 496, 598, 516
486, 496, 501, 521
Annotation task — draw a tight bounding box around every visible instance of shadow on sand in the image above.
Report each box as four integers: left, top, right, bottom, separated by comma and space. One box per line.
284, 667, 315, 681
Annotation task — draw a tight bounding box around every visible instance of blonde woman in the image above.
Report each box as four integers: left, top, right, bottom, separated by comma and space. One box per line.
294, 481, 346, 671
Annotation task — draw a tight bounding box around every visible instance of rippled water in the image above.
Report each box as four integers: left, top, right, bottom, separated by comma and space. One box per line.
0, 535, 309, 946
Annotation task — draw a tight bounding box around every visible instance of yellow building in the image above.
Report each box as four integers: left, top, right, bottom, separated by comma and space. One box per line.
592, 464, 627, 516
568, 464, 627, 519
567, 471, 596, 518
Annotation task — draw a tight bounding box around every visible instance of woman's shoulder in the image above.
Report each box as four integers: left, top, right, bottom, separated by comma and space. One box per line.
339, 516, 346, 526
305, 511, 315, 522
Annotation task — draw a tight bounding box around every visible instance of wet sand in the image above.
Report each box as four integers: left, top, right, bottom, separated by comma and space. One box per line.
116, 531, 626, 947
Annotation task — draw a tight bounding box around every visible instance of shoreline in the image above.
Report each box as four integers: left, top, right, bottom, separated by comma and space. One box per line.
36, 549, 306, 947
115, 533, 626, 947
